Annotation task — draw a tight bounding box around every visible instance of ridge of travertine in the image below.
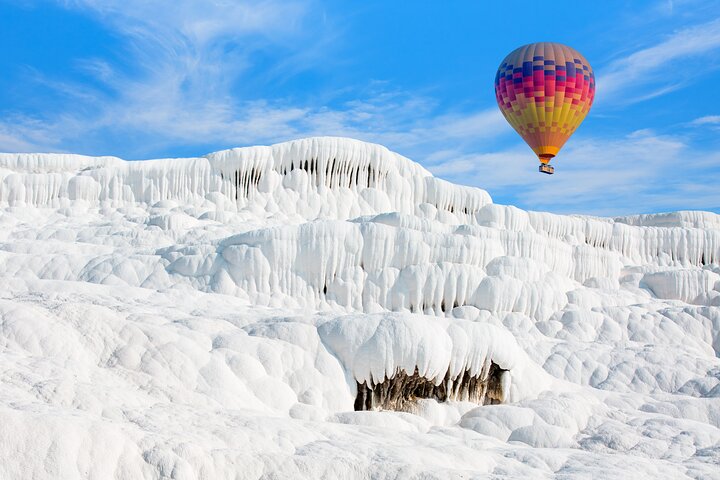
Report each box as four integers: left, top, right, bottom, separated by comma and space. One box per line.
0, 137, 490, 223
2, 136, 718, 267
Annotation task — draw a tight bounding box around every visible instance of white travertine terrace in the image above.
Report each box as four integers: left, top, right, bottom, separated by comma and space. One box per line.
1, 137, 719, 479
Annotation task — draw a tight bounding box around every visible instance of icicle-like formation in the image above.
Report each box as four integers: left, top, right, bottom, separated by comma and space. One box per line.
217, 218, 582, 319
317, 313, 543, 412
478, 204, 720, 268
208, 138, 491, 219
615, 211, 720, 229
0, 155, 216, 207
642, 269, 720, 304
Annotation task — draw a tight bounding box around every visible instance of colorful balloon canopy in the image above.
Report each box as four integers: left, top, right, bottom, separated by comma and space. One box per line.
494, 42, 595, 170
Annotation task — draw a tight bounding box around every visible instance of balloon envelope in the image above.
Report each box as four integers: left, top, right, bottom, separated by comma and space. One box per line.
494, 42, 595, 164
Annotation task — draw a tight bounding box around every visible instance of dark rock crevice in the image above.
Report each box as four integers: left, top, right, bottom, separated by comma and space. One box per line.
354, 363, 507, 412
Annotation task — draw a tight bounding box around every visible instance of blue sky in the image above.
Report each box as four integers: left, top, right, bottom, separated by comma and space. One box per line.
1, 0, 719, 215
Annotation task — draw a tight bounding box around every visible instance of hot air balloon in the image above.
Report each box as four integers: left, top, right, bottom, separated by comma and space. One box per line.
494, 42, 595, 174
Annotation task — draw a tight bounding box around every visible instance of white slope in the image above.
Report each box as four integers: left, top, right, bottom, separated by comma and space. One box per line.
0, 136, 719, 479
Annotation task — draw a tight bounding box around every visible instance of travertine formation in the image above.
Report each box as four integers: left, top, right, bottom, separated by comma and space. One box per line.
1, 137, 719, 479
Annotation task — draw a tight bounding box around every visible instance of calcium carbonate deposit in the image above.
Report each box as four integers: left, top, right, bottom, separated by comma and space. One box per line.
1, 137, 719, 479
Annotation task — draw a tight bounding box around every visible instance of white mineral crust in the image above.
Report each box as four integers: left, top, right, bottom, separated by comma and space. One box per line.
0, 137, 719, 479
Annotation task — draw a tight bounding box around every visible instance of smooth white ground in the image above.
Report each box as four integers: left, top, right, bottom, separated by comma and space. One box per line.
1, 137, 719, 479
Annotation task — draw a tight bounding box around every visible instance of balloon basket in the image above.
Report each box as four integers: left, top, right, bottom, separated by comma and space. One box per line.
538, 164, 555, 175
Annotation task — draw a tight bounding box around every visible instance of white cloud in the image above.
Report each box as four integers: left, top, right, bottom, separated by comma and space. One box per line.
0, 127, 49, 153
0, 1, 317, 153
64, 0, 308, 44
597, 17, 720, 104
0, 114, 78, 153
429, 130, 719, 216
691, 115, 720, 125
2, 1, 508, 158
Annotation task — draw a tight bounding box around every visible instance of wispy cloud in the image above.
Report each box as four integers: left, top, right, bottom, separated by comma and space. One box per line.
0, 125, 47, 153
0, 113, 78, 153
0, 87, 507, 162
0, 0, 508, 158
428, 130, 719, 216
691, 115, 720, 126
0, 0, 323, 154
597, 17, 720, 105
